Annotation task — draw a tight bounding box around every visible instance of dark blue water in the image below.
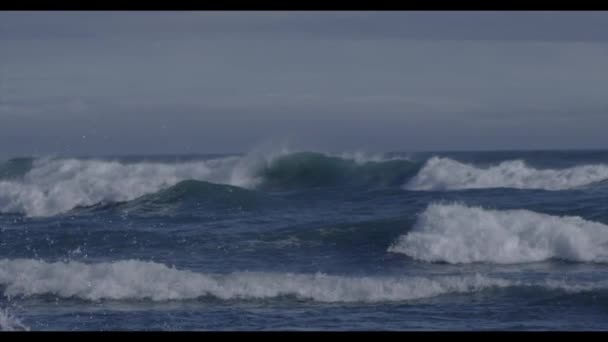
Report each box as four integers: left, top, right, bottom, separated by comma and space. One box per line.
1, 149, 608, 331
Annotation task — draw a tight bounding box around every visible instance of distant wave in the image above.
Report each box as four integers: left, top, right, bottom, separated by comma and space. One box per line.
0, 150, 414, 217
3, 151, 608, 217
389, 203, 608, 264
404, 157, 608, 191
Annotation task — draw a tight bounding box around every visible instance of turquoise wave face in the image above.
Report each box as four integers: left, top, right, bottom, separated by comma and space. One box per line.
0, 158, 34, 180
256, 152, 420, 190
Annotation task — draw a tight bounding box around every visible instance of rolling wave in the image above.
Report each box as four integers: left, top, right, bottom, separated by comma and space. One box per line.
137, 180, 264, 206
257, 152, 417, 190
0, 258, 510, 302
0, 158, 234, 217
1, 259, 605, 303
0, 150, 413, 217
71, 180, 271, 216
3, 151, 608, 217
389, 203, 608, 264
404, 157, 608, 191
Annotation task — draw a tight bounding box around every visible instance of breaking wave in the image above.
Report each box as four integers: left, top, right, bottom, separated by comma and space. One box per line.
0, 149, 413, 217
1, 259, 605, 303
256, 151, 416, 190
404, 157, 608, 191
389, 203, 608, 264
0, 259, 510, 302
4, 151, 608, 217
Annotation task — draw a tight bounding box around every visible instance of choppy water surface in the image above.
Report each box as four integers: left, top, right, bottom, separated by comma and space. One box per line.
1, 149, 608, 330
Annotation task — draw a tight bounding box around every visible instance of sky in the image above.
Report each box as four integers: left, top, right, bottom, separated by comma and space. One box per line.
1, 11, 608, 157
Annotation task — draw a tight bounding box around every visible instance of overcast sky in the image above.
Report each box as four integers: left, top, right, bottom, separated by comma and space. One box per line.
1, 11, 608, 157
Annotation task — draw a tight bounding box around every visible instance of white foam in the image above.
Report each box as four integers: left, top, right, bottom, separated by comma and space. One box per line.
0, 147, 293, 217
389, 203, 608, 264
0, 259, 512, 302
405, 157, 608, 191
0, 308, 29, 331
0, 146, 416, 217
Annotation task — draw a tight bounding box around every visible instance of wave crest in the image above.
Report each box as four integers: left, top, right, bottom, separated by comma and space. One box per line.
0, 158, 231, 217
389, 203, 608, 264
404, 157, 608, 191
258, 152, 416, 190
0, 259, 511, 302
0, 149, 413, 217
2, 259, 605, 303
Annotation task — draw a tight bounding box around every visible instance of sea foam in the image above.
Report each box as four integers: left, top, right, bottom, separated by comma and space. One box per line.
0, 258, 510, 302
0, 148, 408, 217
0, 148, 290, 217
389, 203, 608, 264
1, 258, 604, 303
405, 157, 608, 191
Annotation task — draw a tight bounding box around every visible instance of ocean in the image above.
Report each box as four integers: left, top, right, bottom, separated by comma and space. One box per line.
1, 148, 608, 331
